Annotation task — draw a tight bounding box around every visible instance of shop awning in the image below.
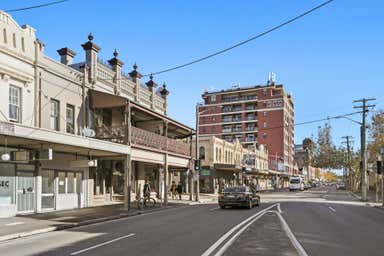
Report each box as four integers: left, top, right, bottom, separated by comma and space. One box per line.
214, 164, 241, 172
89, 89, 127, 109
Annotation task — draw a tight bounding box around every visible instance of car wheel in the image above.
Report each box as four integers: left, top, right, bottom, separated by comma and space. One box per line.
220, 205, 226, 209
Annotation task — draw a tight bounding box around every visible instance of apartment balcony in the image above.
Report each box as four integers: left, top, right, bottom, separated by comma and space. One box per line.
245, 105, 257, 110
222, 128, 232, 133
245, 126, 257, 131
221, 95, 257, 103
222, 107, 242, 113
222, 117, 241, 123
245, 116, 257, 121
245, 137, 257, 143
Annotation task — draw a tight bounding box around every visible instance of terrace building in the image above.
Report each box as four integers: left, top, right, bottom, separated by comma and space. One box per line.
0, 11, 193, 217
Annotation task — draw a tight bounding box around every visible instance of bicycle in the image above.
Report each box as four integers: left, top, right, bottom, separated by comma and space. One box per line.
137, 194, 156, 209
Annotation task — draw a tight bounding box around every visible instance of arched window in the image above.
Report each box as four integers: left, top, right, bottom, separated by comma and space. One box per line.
199, 146, 205, 160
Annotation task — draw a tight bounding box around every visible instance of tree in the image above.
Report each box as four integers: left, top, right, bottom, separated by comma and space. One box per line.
313, 123, 345, 169
368, 110, 384, 162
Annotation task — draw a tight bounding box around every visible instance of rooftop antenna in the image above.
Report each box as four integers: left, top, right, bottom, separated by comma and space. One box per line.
267, 72, 276, 85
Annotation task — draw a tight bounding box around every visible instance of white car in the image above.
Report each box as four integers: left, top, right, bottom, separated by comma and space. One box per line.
289, 176, 304, 191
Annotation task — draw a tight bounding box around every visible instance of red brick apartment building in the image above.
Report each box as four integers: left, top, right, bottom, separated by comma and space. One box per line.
198, 83, 295, 174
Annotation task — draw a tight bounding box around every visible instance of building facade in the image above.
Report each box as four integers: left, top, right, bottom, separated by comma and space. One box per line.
198, 83, 295, 174
0, 11, 193, 217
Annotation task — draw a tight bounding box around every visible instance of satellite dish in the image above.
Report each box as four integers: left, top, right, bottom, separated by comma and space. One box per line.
83, 127, 95, 137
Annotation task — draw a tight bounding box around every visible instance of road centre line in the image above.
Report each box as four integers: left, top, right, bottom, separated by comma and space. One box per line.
201, 203, 278, 256
214, 210, 271, 256
328, 206, 336, 212
275, 210, 308, 256
70, 233, 136, 255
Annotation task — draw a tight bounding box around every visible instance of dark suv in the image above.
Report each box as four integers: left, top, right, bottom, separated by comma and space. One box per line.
218, 186, 260, 209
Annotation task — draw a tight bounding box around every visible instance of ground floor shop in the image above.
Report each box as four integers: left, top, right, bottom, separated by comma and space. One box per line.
199, 164, 241, 194
92, 159, 190, 205
0, 151, 89, 217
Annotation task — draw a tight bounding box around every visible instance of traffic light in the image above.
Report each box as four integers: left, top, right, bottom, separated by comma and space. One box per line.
194, 159, 201, 171
377, 161, 383, 174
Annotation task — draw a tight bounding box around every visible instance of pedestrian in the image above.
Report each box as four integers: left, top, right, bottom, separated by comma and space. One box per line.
143, 177, 151, 198
170, 181, 177, 199
177, 182, 183, 200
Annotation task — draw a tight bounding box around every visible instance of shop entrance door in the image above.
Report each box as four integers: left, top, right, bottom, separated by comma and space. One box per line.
16, 171, 35, 213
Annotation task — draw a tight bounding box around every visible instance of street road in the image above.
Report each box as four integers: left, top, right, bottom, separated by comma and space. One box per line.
0, 186, 383, 256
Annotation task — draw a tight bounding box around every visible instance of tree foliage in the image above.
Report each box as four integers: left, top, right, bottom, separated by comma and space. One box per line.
312, 123, 345, 169
368, 110, 384, 161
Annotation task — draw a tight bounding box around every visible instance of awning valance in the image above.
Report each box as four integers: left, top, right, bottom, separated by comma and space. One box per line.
89, 89, 127, 109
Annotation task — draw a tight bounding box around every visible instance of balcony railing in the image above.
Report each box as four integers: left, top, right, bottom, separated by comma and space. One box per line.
245, 116, 256, 121
222, 95, 257, 103
95, 125, 192, 157
131, 126, 192, 156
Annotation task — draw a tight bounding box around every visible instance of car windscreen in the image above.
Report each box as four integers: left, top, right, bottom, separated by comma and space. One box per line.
223, 187, 246, 193
290, 179, 300, 184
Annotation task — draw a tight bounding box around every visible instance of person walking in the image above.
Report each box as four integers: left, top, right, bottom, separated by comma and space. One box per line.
177, 182, 183, 200
170, 181, 177, 199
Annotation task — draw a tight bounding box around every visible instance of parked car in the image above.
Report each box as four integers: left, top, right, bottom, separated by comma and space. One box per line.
218, 186, 260, 209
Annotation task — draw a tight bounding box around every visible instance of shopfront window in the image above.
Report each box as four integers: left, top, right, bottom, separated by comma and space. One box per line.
0, 163, 15, 205
76, 172, 82, 193
67, 172, 75, 193
58, 172, 65, 194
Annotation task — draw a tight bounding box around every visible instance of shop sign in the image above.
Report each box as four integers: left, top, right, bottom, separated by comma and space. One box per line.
200, 169, 211, 176
0, 180, 10, 188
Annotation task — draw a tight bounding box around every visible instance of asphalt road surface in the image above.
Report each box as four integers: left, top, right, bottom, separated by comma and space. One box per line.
0, 186, 383, 256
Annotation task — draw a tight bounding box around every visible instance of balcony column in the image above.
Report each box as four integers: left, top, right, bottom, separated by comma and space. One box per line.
124, 102, 131, 145
124, 154, 132, 211
163, 121, 169, 205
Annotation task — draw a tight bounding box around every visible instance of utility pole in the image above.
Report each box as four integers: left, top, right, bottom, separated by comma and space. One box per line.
341, 135, 353, 190
195, 104, 200, 202
353, 98, 376, 201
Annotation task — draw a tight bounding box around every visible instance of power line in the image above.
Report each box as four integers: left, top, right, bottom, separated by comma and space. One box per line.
5, 0, 69, 13
143, 0, 335, 77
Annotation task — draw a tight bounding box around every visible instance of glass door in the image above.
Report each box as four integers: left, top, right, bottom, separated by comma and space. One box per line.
16, 171, 35, 213
41, 170, 55, 210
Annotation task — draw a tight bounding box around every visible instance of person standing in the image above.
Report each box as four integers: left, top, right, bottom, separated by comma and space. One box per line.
177, 182, 183, 200
143, 177, 151, 198
170, 181, 177, 199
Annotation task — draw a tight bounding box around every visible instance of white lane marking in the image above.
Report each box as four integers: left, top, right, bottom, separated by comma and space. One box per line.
214, 210, 270, 256
275, 211, 308, 256
5, 222, 24, 226
201, 203, 278, 256
209, 207, 220, 211
70, 233, 135, 255
277, 203, 282, 213
328, 206, 336, 212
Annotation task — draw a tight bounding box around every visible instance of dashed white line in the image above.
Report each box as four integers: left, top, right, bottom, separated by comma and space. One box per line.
328, 206, 336, 212
5, 222, 24, 226
70, 233, 136, 255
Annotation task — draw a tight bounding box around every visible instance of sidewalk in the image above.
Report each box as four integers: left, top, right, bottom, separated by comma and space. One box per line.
349, 189, 384, 204
0, 201, 186, 242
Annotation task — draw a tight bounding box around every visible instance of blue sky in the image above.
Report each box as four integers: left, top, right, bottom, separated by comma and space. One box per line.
3, 0, 383, 150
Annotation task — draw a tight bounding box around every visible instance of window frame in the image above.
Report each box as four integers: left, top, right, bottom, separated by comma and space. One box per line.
9, 85, 21, 122
66, 104, 75, 134
50, 99, 60, 131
